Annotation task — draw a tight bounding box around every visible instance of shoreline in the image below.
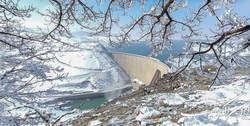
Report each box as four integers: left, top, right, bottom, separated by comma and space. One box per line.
44, 85, 133, 103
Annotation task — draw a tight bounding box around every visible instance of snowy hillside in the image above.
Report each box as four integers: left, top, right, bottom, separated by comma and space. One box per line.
29, 41, 131, 94
73, 67, 250, 126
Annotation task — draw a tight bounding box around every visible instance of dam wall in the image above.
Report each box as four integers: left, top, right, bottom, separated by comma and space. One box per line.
52, 53, 171, 102
111, 52, 171, 85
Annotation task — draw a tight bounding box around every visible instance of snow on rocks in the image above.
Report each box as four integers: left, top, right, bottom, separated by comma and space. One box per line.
136, 106, 161, 121
179, 76, 250, 126
178, 114, 234, 126
156, 93, 187, 106
88, 120, 102, 126
160, 121, 180, 126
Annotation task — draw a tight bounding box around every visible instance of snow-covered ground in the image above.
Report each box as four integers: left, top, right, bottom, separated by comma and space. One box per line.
177, 75, 250, 125
73, 67, 250, 126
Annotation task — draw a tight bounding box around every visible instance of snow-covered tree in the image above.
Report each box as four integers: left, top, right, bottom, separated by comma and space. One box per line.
0, 0, 249, 125
0, 0, 80, 125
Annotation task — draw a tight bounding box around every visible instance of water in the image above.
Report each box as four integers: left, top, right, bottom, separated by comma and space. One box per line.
110, 40, 185, 61
63, 97, 107, 110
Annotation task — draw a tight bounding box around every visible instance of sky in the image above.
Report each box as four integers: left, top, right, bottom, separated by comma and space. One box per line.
19, 0, 250, 38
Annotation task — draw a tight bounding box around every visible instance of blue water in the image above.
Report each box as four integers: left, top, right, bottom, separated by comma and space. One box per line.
109, 40, 185, 61
63, 97, 107, 110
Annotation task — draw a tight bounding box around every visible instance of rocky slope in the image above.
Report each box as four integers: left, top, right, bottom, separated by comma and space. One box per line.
72, 66, 250, 126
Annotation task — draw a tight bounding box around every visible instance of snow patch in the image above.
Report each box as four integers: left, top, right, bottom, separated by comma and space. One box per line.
156, 93, 186, 106
160, 121, 180, 126
136, 107, 161, 121
89, 120, 102, 126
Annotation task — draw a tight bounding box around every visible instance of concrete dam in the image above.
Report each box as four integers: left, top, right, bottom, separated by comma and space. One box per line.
111, 52, 171, 86
53, 52, 171, 102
